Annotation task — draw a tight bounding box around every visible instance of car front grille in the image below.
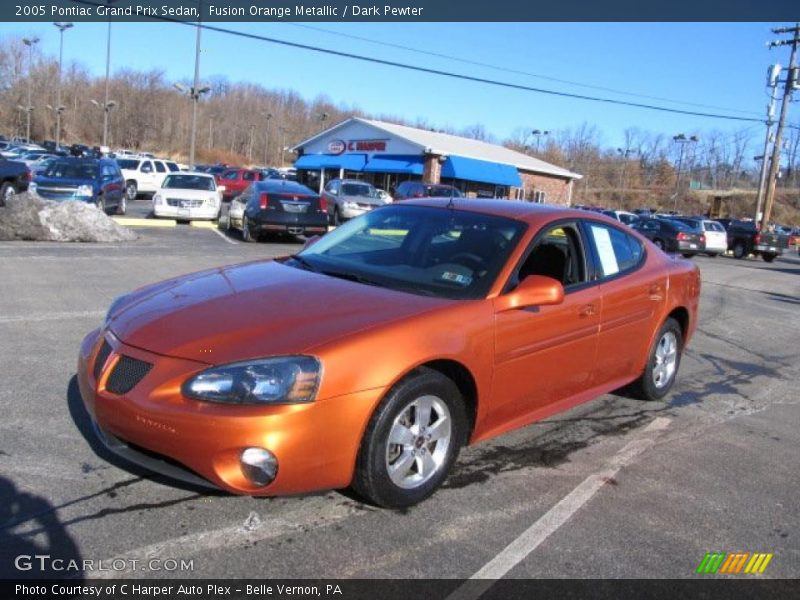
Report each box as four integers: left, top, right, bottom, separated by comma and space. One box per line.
93, 340, 112, 380
166, 198, 203, 208
37, 186, 79, 200
105, 356, 153, 395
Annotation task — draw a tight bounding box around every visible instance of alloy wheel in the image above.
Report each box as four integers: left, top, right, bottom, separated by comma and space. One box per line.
652, 331, 678, 389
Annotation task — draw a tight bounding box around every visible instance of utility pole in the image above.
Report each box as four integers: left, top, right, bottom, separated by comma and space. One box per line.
263, 112, 272, 166
754, 64, 782, 223
760, 23, 800, 231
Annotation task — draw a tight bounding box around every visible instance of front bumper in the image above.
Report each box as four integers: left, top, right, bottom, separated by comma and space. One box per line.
77, 328, 378, 495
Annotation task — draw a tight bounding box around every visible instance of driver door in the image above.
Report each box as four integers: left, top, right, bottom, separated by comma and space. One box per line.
487, 221, 600, 434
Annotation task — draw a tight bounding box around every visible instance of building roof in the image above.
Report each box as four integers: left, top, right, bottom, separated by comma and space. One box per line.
292, 117, 583, 181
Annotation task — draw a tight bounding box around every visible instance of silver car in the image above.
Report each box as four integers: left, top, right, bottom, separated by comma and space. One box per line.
322, 179, 388, 225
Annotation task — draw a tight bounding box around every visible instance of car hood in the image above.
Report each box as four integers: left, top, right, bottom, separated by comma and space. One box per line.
108, 260, 449, 364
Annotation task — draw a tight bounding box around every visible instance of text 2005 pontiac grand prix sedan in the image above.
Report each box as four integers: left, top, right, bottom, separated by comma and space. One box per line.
78, 199, 700, 507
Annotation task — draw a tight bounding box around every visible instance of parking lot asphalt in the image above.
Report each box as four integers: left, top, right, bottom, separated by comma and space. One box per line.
1, 210, 798, 581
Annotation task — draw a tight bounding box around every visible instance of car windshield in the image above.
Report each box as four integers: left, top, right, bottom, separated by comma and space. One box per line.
425, 186, 462, 197
290, 205, 527, 300
619, 213, 638, 225
43, 161, 98, 180
341, 183, 374, 197
163, 174, 215, 190
117, 159, 140, 170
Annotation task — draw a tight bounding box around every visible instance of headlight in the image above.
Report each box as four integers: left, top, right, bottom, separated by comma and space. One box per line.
182, 356, 321, 405
103, 293, 130, 329
76, 184, 94, 197
344, 201, 359, 209
153, 194, 162, 205
206, 196, 218, 206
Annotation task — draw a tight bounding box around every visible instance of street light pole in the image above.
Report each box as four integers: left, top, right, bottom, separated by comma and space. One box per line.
53, 23, 73, 150
531, 129, 550, 153
617, 147, 635, 203
263, 112, 272, 166
22, 37, 39, 143
672, 133, 698, 213
280, 127, 289, 168
188, 0, 204, 167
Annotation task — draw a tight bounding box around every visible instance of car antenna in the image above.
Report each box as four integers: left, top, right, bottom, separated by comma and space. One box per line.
446, 184, 455, 210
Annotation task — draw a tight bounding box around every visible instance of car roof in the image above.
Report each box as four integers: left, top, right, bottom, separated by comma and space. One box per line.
403, 198, 610, 226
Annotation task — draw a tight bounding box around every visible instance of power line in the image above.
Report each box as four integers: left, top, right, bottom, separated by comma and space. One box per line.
285, 23, 763, 118
66, 3, 766, 124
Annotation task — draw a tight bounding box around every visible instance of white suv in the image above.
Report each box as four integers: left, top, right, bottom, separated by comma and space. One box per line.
117, 158, 180, 200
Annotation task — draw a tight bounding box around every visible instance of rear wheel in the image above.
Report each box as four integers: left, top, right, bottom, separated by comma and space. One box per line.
681, 252, 695, 259
96, 196, 107, 213
116, 195, 127, 215
706, 252, 719, 258
0, 182, 16, 206
352, 368, 467, 508
241, 214, 255, 242
733, 242, 746, 259
333, 207, 342, 226
761, 252, 777, 263
125, 181, 137, 202
631, 318, 683, 401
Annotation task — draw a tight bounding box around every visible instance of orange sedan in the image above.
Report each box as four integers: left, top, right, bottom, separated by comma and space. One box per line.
77, 199, 700, 507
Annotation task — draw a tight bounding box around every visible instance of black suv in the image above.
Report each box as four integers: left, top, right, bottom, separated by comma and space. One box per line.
393, 181, 462, 201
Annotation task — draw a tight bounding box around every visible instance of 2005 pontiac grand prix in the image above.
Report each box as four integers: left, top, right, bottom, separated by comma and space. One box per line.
77, 199, 700, 507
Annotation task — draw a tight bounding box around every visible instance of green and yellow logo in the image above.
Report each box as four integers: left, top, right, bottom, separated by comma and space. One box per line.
696, 552, 773, 575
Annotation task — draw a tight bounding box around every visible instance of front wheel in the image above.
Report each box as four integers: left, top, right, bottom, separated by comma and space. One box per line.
733, 242, 746, 259
352, 367, 467, 508
333, 207, 342, 227
125, 181, 138, 202
116, 195, 127, 215
631, 317, 683, 401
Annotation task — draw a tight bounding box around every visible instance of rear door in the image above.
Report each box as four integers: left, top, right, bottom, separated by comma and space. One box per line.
138, 160, 156, 191
584, 220, 665, 388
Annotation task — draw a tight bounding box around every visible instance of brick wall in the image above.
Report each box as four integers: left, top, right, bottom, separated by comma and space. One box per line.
513, 172, 573, 205
423, 154, 443, 183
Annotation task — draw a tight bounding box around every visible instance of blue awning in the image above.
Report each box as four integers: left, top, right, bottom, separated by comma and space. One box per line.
363, 155, 425, 175
294, 153, 367, 171
442, 155, 522, 187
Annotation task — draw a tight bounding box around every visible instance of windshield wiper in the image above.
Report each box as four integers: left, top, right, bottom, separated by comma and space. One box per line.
320, 269, 382, 287
289, 254, 317, 272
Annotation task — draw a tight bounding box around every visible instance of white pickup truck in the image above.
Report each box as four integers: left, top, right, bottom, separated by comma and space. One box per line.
116, 157, 181, 201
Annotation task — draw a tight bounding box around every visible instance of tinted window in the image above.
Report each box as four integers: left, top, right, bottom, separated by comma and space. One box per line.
242, 171, 256, 181
166, 162, 180, 172
517, 224, 587, 288
341, 183, 374, 197
117, 159, 140, 170
140, 161, 153, 173
587, 222, 643, 278
154, 161, 167, 173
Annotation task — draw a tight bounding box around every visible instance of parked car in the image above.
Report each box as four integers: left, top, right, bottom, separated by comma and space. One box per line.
226, 179, 328, 241
215, 168, 267, 201
117, 158, 174, 201
78, 200, 700, 507
152, 173, 225, 221
634, 217, 705, 257
321, 179, 388, 225
0, 156, 31, 205
376, 188, 393, 203
725, 220, 789, 262
29, 157, 125, 214
393, 181, 463, 201
602, 209, 638, 227
672, 217, 727, 257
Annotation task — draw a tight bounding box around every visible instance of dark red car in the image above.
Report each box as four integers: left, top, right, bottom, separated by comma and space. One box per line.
215, 168, 267, 201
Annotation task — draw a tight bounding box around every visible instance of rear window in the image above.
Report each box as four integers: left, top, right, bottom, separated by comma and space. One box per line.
163, 174, 215, 191
341, 183, 374, 197
425, 186, 462, 197
704, 221, 725, 232
117, 159, 140, 170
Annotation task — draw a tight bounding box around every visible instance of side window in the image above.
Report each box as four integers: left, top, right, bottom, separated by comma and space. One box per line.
587, 222, 643, 278
166, 162, 179, 172
324, 181, 336, 193
154, 161, 167, 173
242, 171, 256, 181
516, 223, 587, 289
222, 170, 239, 180
140, 161, 153, 173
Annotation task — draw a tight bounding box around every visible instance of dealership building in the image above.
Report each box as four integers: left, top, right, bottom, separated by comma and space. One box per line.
291, 118, 582, 204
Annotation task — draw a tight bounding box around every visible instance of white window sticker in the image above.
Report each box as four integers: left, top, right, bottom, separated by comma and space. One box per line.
591, 225, 619, 276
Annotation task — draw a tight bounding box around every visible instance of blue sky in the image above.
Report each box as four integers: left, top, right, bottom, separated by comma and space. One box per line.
0, 21, 791, 147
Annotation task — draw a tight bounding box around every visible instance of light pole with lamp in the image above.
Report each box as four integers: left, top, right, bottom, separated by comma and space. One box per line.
672, 133, 698, 212
616, 147, 636, 203
22, 37, 39, 143
262, 112, 272, 166
175, 0, 208, 167
100, 1, 119, 147
530, 129, 550, 153
90, 99, 117, 146
52, 22, 73, 150
279, 127, 289, 168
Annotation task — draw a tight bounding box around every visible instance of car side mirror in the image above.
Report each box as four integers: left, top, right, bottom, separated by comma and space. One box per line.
495, 275, 564, 312
303, 235, 321, 250
217, 185, 226, 192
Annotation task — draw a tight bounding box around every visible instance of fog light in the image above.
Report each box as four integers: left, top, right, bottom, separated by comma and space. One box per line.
240, 447, 278, 486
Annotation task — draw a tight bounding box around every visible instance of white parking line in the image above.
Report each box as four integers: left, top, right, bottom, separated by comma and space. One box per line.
447, 417, 671, 599
211, 228, 238, 245
0, 310, 105, 324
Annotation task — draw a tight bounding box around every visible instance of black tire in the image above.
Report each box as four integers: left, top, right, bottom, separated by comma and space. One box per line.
241, 214, 255, 242
352, 367, 467, 508
706, 252, 719, 258
733, 242, 746, 259
225, 210, 233, 231
654, 239, 664, 250
0, 181, 16, 206
96, 196, 107, 214
333, 207, 342, 226
125, 181, 138, 202
681, 252, 695, 259
761, 253, 777, 263
116, 195, 127, 215
631, 317, 683, 401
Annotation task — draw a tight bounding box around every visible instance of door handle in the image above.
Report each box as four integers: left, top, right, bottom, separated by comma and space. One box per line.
579, 304, 596, 317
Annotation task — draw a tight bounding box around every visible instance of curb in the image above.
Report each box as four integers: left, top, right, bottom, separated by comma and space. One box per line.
112, 217, 176, 227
